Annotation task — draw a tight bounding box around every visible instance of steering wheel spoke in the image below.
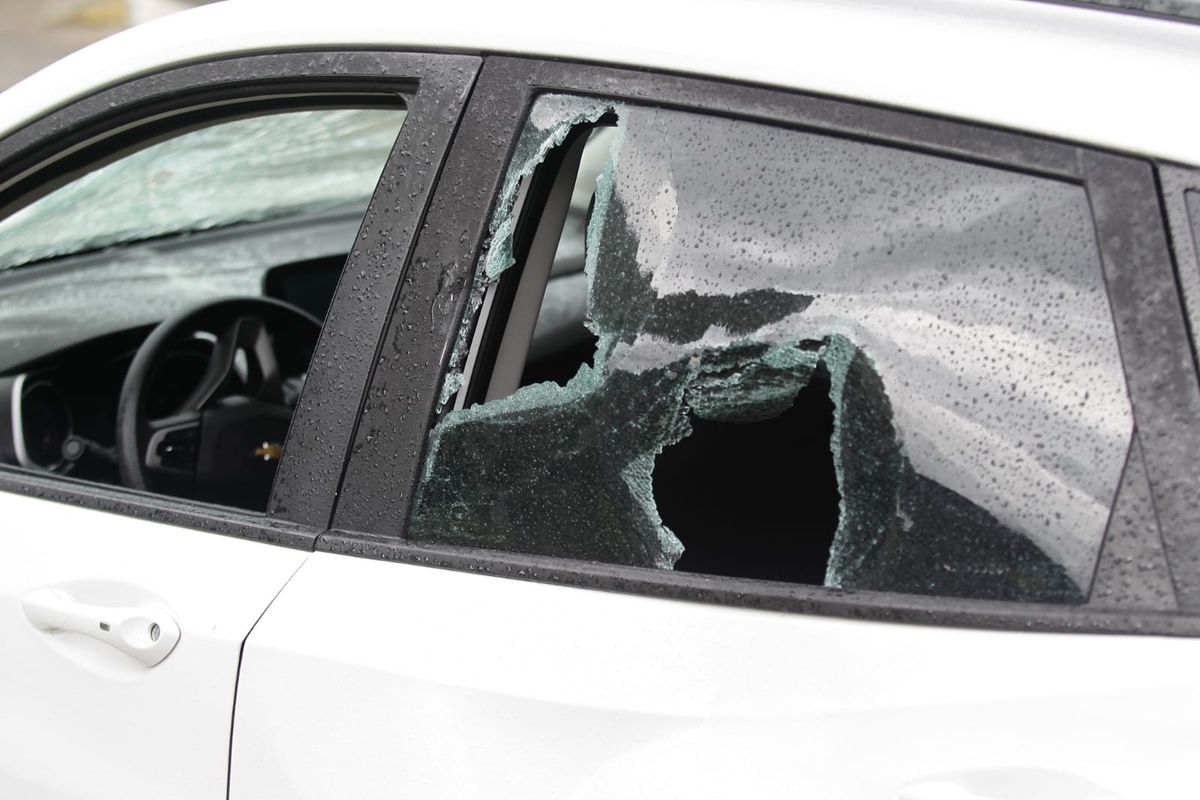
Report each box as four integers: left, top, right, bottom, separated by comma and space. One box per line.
179, 315, 284, 413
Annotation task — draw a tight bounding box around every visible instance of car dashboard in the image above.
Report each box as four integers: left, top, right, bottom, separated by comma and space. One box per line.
0, 326, 221, 484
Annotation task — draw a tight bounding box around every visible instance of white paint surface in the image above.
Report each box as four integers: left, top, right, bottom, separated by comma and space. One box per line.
233, 551, 1200, 800
0, 491, 307, 800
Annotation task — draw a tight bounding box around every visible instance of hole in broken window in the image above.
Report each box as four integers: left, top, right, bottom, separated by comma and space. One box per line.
655, 363, 839, 584
410, 95, 1134, 605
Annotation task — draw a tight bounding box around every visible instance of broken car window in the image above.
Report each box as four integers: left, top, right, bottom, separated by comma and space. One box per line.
409, 95, 1134, 603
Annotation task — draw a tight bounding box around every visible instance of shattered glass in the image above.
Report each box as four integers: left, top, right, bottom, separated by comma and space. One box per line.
440, 97, 618, 408
412, 96, 1133, 603
0, 108, 406, 270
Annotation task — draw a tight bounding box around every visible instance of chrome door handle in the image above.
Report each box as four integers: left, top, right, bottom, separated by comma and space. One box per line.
22, 588, 180, 667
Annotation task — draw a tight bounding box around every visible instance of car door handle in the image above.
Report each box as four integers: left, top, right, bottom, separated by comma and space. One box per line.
22, 588, 180, 667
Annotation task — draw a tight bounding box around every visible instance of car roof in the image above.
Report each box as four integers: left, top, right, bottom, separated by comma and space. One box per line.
0, 0, 1198, 165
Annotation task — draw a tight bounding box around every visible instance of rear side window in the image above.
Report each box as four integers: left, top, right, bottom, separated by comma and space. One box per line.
410, 95, 1133, 604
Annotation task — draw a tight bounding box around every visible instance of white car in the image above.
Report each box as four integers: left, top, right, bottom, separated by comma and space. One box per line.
2, 1, 1199, 798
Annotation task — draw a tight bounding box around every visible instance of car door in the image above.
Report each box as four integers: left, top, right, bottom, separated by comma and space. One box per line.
0, 51, 478, 800
230, 57, 1200, 799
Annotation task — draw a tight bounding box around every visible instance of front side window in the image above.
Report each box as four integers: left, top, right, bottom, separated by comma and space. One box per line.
410, 95, 1132, 604
0, 106, 406, 511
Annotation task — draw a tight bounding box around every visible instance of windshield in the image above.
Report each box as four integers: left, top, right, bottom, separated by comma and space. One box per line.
0, 107, 406, 270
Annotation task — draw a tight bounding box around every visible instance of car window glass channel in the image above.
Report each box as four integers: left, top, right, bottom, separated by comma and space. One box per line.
455, 125, 594, 409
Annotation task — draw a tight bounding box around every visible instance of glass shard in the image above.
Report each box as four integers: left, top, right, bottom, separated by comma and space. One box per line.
438, 97, 620, 410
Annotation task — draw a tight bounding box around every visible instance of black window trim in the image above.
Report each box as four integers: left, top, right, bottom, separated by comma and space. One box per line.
331, 55, 1200, 633
0, 49, 482, 548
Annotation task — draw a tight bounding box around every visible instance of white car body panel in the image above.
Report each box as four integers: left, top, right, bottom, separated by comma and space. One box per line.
233, 552, 1200, 800
0, 492, 307, 800
0, 2, 1198, 798
0, 0, 1198, 165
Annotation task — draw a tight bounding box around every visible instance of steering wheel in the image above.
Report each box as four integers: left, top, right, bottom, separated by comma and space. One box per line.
117, 297, 321, 509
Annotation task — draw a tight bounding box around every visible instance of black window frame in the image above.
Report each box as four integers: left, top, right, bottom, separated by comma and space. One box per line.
0, 50, 480, 548
330, 55, 1200, 635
